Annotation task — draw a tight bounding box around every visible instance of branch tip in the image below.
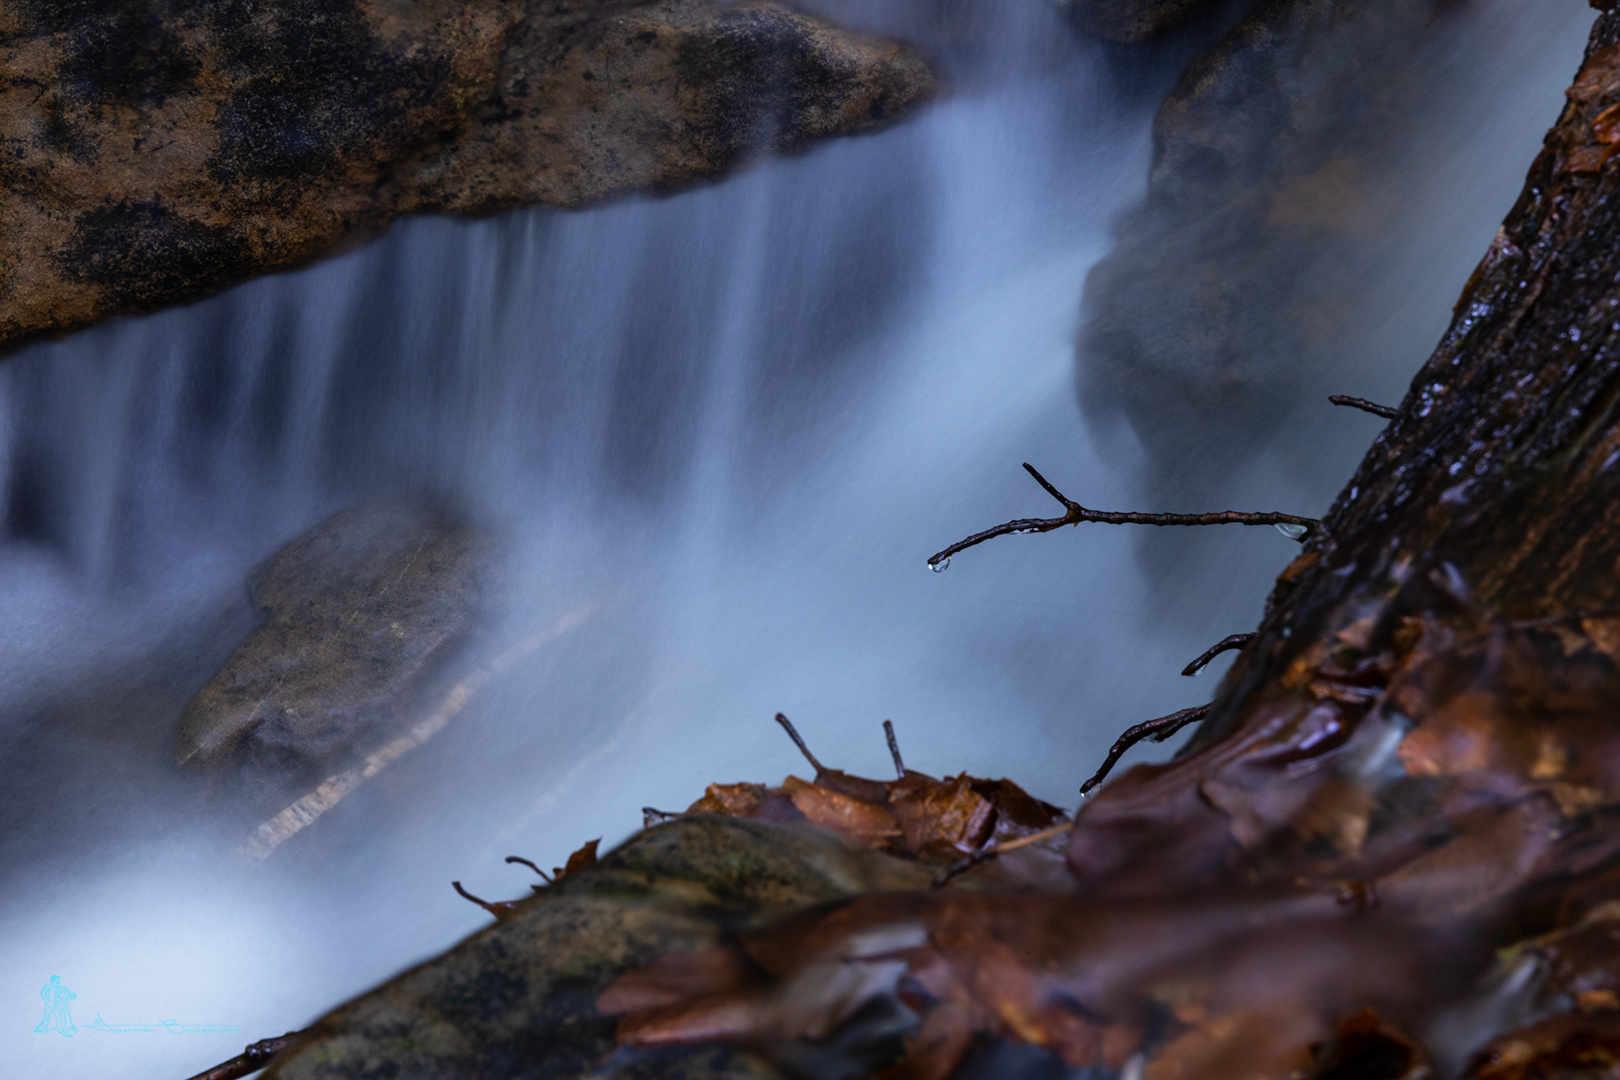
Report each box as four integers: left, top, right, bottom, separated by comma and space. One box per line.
774, 712, 824, 774
1181, 633, 1259, 677
505, 856, 552, 882
452, 880, 514, 919
883, 719, 905, 778
1329, 394, 1399, 420
1079, 705, 1211, 796
928, 464, 1319, 569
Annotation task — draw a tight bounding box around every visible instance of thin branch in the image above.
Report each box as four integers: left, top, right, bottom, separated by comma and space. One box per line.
774, 712, 825, 774
1079, 705, 1211, 797
1329, 394, 1398, 419
927, 463, 1319, 569
182, 1031, 304, 1080
452, 880, 521, 919
883, 720, 905, 778
505, 855, 552, 883
931, 822, 1076, 887
1181, 633, 1259, 677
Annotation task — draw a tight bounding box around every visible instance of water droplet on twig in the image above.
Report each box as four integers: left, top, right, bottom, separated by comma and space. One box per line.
929, 556, 951, 573
1274, 522, 1309, 540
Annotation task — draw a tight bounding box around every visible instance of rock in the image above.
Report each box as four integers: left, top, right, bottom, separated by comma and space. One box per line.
1065, 0, 1225, 43
0, 0, 934, 351
260, 815, 937, 1080
1073, 0, 1492, 496
175, 503, 490, 778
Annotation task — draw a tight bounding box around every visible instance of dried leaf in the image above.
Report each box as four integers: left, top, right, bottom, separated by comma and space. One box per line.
1397, 692, 1496, 777
1465, 1013, 1620, 1080
890, 774, 995, 857
554, 838, 598, 879
1582, 617, 1620, 665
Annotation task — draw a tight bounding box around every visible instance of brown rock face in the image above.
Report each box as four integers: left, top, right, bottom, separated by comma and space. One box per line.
0, 0, 934, 351
175, 503, 490, 778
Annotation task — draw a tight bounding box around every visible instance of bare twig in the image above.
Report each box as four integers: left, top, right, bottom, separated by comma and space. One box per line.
931, 822, 1075, 887
505, 855, 552, 883
774, 712, 825, 774
927, 464, 1318, 569
1079, 705, 1211, 797
1181, 633, 1259, 677
181, 1031, 304, 1080
883, 720, 905, 778
1329, 394, 1398, 419
452, 880, 521, 919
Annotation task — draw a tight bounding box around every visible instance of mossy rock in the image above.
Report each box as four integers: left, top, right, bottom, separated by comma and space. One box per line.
263, 815, 936, 1080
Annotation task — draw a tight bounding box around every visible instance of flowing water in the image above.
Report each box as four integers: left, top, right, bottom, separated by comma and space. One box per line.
0, 4, 1596, 1077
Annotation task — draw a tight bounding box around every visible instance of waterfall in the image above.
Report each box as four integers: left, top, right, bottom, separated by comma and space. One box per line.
1, 3, 1594, 1077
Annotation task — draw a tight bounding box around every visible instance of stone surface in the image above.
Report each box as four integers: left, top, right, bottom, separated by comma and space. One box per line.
1066, 0, 1224, 43
1074, 0, 1498, 496
261, 815, 936, 1080
0, 0, 933, 351
175, 503, 490, 776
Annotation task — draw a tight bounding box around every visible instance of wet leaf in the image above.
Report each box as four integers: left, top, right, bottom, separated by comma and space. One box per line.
554, 838, 599, 879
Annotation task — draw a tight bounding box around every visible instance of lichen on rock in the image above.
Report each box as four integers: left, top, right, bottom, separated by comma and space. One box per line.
0, 0, 935, 351
259, 815, 936, 1080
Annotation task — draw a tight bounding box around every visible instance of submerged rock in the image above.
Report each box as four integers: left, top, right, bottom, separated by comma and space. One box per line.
261, 815, 936, 1080
0, 0, 934, 351
176, 503, 490, 778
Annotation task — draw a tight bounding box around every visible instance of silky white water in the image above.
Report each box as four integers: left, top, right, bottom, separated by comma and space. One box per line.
0, 4, 1595, 1077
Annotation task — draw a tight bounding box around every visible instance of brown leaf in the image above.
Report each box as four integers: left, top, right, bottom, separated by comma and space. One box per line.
1144, 1009, 1319, 1080
1464, 1012, 1620, 1080
1396, 692, 1496, 777
689, 782, 770, 816
554, 838, 598, 879
782, 776, 903, 848
598, 944, 760, 1016
1306, 1009, 1431, 1080
890, 774, 996, 858
1582, 617, 1620, 665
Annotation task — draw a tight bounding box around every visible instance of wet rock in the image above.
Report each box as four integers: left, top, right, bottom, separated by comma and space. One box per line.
0, 0, 934, 351
1065, 0, 1225, 43
1074, 0, 1496, 496
176, 503, 490, 779
261, 815, 936, 1080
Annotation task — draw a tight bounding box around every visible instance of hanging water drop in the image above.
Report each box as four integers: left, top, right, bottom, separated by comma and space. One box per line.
930, 556, 951, 573
1275, 522, 1309, 540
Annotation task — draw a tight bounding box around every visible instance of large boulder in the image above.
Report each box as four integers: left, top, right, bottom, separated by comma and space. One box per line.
0, 0, 934, 351
176, 503, 490, 781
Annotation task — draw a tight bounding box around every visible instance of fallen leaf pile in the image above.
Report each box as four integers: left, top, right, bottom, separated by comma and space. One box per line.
680, 715, 1068, 867
596, 574, 1620, 1080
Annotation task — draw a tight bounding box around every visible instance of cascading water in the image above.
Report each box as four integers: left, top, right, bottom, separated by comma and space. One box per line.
0, 4, 1596, 1077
